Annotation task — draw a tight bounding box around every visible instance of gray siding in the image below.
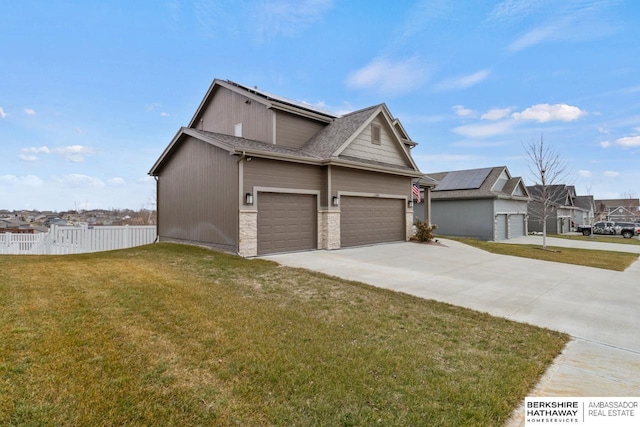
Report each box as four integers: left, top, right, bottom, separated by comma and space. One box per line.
157, 135, 239, 251
431, 199, 494, 240
495, 199, 528, 214
197, 86, 273, 144
275, 110, 325, 149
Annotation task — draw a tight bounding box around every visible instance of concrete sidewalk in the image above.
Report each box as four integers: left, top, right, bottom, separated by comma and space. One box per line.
502, 234, 640, 254
262, 240, 640, 426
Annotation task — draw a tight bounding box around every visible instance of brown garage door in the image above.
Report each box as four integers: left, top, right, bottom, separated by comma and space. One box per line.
340, 197, 405, 247
257, 192, 317, 255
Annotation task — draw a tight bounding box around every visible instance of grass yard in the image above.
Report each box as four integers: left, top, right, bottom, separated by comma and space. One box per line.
1, 243, 568, 426
549, 233, 640, 246
447, 237, 639, 271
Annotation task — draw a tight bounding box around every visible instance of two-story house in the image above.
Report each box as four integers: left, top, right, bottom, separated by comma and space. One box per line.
149, 79, 427, 256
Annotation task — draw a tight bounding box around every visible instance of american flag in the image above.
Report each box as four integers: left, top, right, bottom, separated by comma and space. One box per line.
412, 183, 421, 204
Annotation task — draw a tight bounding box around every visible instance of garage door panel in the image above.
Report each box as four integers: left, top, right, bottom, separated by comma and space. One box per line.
258, 193, 317, 255
509, 214, 525, 238
341, 197, 405, 247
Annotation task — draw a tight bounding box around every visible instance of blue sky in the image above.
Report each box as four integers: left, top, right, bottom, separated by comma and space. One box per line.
2, 0, 639, 211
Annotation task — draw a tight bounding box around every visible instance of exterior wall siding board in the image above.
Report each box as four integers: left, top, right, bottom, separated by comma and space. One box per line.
244, 158, 325, 202
431, 199, 494, 240
340, 116, 410, 168
198, 87, 273, 144
275, 110, 325, 149
332, 167, 410, 196
495, 199, 528, 214
157, 136, 238, 251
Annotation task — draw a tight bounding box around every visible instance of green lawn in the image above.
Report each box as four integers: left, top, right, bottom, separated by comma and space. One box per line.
445, 237, 639, 271
1, 243, 568, 426
549, 233, 640, 245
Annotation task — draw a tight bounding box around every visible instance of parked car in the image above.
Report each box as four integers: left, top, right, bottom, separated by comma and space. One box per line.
615, 222, 640, 238
580, 221, 640, 238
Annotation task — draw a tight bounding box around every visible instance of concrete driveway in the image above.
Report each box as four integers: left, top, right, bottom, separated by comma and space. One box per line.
263, 237, 640, 424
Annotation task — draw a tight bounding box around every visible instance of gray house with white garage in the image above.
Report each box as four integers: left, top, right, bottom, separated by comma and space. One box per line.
149, 78, 426, 256
422, 166, 531, 241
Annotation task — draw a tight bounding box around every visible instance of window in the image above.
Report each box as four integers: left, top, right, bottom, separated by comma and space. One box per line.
234, 123, 243, 137
371, 124, 381, 145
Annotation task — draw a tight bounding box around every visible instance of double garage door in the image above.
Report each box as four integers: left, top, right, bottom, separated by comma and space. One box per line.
256, 193, 405, 254
495, 214, 526, 240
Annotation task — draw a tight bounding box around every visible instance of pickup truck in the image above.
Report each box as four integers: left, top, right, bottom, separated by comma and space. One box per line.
578, 221, 640, 238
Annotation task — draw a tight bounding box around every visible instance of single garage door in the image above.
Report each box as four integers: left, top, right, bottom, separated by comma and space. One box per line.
495, 214, 508, 240
257, 192, 317, 255
340, 197, 405, 247
509, 214, 526, 238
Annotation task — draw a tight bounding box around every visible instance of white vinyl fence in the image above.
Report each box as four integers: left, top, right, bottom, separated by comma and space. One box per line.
0, 225, 157, 255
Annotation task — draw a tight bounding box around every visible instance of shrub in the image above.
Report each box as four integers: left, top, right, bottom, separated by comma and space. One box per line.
413, 220, 437, 243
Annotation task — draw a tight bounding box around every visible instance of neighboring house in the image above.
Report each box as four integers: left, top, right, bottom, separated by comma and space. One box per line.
422, 166, 530, 241
595, 199, 640, 222
149, 79, 425, 256
573, 195, 595, 226
527, 184, 581, 234
0, 219, 44, 234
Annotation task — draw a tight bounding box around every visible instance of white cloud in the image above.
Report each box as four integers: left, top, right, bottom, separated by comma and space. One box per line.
487, 0, 544, 23
615, 135, 640, 147
452, 120, 515, 138
435, 69, 491, 91
54, 145, 94, 162
0, 107, 6, 119
0, 174, 43, 187
108, 177, 127, 186
21, 144, 93, 161
453, 105, 475, 118
56, 145, 93, 154
597, 127, 610, 134
19, 154, 38, 162
137, 176, 156, 184
24, 108, 36, 115
511, 103, 586, 122
481, 108, 512, 120
160, 112, 170, 117
22, 146, 51, 154
600, 141, 610, 148
146, 102, 161, 111
603, 171, 619, 178
577, 170, 592, 177
508, 23, 559, 52
53, 174, 105, 188
253, 0, 333, 40
345, 56, 429, 96
423, 154, 484, 162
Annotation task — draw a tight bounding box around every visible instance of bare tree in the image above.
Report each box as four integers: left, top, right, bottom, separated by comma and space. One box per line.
525, 136, 569, 249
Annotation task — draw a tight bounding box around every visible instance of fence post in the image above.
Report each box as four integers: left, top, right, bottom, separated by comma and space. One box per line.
46, 225, 54, 255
